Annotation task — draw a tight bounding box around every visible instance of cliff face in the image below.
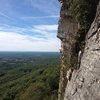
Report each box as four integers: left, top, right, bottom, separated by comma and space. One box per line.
58, 0, 100, 100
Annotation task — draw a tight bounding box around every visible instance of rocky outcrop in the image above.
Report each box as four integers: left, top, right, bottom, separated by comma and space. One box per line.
57, 1, 79, 100
58, 0, 100, 100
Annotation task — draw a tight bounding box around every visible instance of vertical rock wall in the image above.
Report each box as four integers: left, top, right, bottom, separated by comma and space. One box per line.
58, 0, 100, 100
57, 0, 78, 100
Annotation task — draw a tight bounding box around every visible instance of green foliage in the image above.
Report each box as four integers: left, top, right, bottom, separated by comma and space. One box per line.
0, 53, 60, 100
20, 82, 48, 100
68, 0, 98, 31
67, 0, 99, 52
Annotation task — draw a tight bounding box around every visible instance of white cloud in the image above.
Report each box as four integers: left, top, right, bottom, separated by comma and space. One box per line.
0, 24, 58, 38
0, 12, 14, 20
0, 31, 60, 52
33, 25, 58, 31
26, 0, 60, 15
22, 15, 59, 19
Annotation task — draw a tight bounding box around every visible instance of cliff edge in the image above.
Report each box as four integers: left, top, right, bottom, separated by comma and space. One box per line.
58, 0, 100, 100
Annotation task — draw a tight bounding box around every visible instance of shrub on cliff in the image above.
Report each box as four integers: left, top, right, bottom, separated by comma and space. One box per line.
68, 0, 99, 31
67, 0, 99, 51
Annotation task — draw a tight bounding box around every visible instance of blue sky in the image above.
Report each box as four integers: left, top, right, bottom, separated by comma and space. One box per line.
0, 0, 60, 52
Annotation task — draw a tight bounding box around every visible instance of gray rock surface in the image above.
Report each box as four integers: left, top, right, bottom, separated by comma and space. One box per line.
64, 1, 100, 100
58, 0, 100, 100
57, 0, 78, 100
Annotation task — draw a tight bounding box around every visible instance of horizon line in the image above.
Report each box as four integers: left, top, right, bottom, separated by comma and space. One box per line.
0, 51, 60, 52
